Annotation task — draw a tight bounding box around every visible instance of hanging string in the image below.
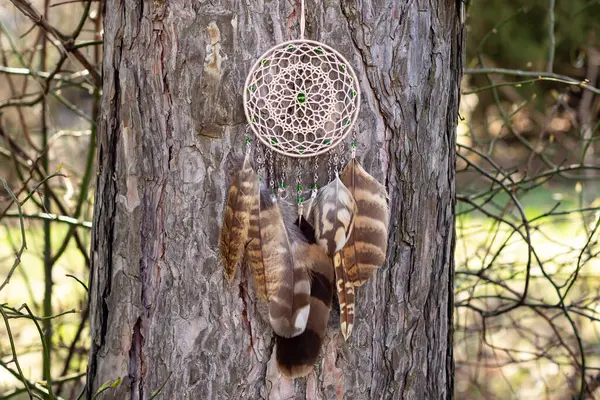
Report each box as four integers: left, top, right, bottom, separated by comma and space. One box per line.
296, 160, 304, 218
351, 129, 357, 159
244, 126, 252, 156
299, 0, 305, 40
267, 147, 275, 192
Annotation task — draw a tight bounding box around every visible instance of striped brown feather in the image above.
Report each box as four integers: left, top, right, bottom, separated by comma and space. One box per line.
219, 155, 258, 281
340, 159, 390, 286
276, 218, 334, 378
245, 183, 268, 300
259, 191, 311, 338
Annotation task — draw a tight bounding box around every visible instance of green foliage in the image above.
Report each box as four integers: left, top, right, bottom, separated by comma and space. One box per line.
467, 0, 600, 71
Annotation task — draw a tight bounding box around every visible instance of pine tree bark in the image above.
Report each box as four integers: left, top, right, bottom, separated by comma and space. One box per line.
87, 0, 463, 399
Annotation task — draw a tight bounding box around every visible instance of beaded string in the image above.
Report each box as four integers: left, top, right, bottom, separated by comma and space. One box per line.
296, 160, 304, 218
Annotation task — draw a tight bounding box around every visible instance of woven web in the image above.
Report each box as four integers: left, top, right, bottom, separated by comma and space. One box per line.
243, 40, 360, 158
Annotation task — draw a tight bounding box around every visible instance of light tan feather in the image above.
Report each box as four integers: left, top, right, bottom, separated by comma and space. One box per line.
312, 174, 358, 340
312, 175, 357, 255
219, 155, 258, 281
334, 253, 355, 340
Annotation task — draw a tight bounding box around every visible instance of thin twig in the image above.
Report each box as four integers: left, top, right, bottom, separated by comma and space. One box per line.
547, 0, 556, 72
8, 0, 101, 87
0, 307, 33, 398
2, 212, 92, 228
0, 177, 27, 293
21, 303, 55, 399
464, 68, 600, 95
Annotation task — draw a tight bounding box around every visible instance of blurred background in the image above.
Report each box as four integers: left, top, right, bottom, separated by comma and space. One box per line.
0, 0, 599, 399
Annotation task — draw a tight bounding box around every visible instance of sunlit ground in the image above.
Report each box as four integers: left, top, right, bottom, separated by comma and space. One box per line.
455, 183, 600, 399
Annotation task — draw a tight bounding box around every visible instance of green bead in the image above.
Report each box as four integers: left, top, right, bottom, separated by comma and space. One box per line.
344, 119, 350, 125
297, 185, 303, 191
271, 138, 278, 144
248, 84, 256, 92
296, 197, 304, 203
351, 90, 357, 97
351, 141, 357, 148
311, 183, 318, 189
280, 183, 286, 188
339, 65, 346, 71
297, 92, 306, 104
299, 147, 305, 153
251, 117, 256, 123
288, 45, 296, 51
325, 139, 331, 145
245, 137, 251, 143
262, 59, 269, 65
315, 47, 323, 54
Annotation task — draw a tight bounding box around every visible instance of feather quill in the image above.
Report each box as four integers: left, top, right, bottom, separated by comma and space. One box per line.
334, 253, 355, 340
219, 154, 258, 281
312, 175, 357, 340
340, 159, 390, 286
258, 191, 311, 338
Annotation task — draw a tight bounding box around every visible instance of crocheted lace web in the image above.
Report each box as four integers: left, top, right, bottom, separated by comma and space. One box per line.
243, 39, 361, 158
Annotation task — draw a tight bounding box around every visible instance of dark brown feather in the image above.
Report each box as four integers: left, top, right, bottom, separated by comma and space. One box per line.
259, 191, 311, 338
276, 218, 334, 378
219, 155, 258, 281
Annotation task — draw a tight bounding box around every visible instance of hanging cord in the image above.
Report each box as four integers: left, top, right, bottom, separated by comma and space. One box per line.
267, 147, 275, 192
351, 129, 357, 159
256, 144, 265, 181
300, 0, 306, 39
296, 160, 304, 218
278, 154, 288, 199
311, 156, 318, 197
244, 126, 252, 156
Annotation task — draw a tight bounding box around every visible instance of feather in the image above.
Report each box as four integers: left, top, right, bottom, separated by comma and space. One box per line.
219, 154, 258, 281
312, 175, 357, 254
246, 183, 268, 300
334, 252, 355, 340
258, 191, 311, 338
276, 217, 334, 378
302, 192, 317, 222
340, 159, 390, 286
311, 175, 358, 340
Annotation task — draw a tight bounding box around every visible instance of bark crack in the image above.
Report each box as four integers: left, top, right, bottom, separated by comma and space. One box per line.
129, 317, 145, 400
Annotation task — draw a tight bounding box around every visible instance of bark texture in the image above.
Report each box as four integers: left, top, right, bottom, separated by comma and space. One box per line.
88, 0, 463, 399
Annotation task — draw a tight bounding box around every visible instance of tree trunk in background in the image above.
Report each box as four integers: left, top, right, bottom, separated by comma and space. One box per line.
87, 0, 463, 398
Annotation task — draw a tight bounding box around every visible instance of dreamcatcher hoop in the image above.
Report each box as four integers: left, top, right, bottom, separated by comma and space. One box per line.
243, 39, 361, 158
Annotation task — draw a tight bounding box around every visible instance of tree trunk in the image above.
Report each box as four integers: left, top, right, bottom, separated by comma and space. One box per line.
87, 0, 463, 399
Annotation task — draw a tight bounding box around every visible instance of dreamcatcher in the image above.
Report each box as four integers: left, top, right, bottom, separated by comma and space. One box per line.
219, 0, 390, 379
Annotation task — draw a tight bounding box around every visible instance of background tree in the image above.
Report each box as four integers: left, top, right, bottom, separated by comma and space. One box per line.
86, 0, 462, 398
